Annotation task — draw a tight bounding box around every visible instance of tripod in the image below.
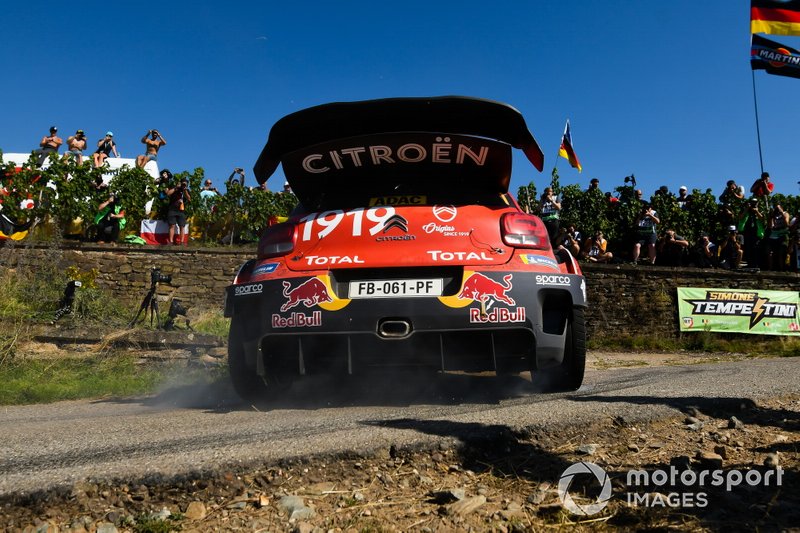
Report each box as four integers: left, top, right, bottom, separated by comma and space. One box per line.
128, 278, 162, 328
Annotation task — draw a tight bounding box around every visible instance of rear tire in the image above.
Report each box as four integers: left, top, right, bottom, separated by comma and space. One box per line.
531, 307, 586, 392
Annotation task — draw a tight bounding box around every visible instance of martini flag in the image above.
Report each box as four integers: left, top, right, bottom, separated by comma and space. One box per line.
751, 34, 800, 79
558, 120, 582, 172
751, 0, 800, 36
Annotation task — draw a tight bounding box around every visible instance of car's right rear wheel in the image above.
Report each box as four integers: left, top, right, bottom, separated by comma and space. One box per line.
531, 307, 586, 392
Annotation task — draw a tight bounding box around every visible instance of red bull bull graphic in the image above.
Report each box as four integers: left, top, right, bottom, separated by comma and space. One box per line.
281, 278, 334, 312
458, 273, 515, 306
448, 272, 526, 324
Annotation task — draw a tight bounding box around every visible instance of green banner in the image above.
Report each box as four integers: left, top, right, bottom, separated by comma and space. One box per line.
678, 288, 800, 336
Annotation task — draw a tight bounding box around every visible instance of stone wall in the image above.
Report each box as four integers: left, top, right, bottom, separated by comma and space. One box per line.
0, 243, 797, 338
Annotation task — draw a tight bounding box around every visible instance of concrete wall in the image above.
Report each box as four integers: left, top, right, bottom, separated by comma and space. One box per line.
1, 243, 797, 338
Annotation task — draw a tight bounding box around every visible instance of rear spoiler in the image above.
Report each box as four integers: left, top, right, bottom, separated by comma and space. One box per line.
253, 96, 545, 184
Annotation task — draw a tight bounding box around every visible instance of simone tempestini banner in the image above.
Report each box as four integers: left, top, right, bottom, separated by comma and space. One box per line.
678, 288, 800, 336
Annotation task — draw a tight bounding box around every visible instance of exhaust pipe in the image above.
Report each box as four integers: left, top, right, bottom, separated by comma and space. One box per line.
377, 318, 412, 339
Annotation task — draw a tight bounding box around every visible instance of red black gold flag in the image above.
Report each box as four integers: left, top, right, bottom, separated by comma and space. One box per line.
752, 34, 800, 79
558, 121, 582, 172
751, 0, 800, 36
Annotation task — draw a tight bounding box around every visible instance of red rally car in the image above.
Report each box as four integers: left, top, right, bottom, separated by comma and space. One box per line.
225, 96, 587, 401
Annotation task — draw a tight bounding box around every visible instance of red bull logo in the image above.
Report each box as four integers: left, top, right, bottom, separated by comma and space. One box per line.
458, 273, 515, 306
281, 278, 334, 312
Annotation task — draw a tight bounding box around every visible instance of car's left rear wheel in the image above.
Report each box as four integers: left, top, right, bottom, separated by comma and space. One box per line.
228, 321, 270, 403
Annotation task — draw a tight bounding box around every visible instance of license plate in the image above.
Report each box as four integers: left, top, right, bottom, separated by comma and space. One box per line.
349, 279, 443, 299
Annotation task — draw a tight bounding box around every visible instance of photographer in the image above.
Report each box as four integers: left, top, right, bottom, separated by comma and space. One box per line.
719, 226, 743, 270
738, 198, 766, 268
766, 203, 790, 271
93, 193, 126, 244
538, 186, 561, 244
137, 129, 167, 169
227, 167, 246, 188
166, 177, 190, 245
657, 229, 689, 267
691, 233, 717, 269
200, 179, 221, 200
631, 202, 659, 264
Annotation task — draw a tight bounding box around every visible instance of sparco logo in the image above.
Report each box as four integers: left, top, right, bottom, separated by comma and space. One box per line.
235, 283, 263, 296
535, 274, 571, 286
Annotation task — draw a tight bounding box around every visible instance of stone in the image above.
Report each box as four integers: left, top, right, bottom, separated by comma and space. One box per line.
649, 441, 666, 449
696, 451, 724, 469
728, 416, 744, 430
685, 406, 701, 417
687, 422, 704, 432
685, 416, 701, 425
185, 501, 207, 520
446, 495, 486, 516
764, 453, 780, 468
577, 444, 598, 455
628, 443, 640, 452
95, 524, 119, 533
713, 445, 728, 459
429, 488, 465, 503
294, 522, 314, 533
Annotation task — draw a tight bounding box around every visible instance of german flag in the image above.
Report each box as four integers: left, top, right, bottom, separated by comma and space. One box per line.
752, 0, 800, 36
558, 120, 582, 172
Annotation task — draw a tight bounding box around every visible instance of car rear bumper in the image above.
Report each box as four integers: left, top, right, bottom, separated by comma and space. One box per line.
226, 270, 586, 375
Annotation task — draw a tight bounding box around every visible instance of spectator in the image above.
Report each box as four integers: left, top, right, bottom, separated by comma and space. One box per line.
137, 129, 166, 169
539, 187, 561, 244
283, 181, 293, 194
33, 126, 62, 167
634, 189, 644, 202
718, 226, 743, 270
750, 171, 774, 198
200, 179, 221, 200
252, 182, 268, 192
64, 130, 87, 165
587, 178, 600, 192
93, 132, 119, 168
765, 203, 790, 271
632, 202, 659, 264
605, 191, 619, 204
676, 186, 691, 209
738, 198, 766, 268
93, 193, 126, 244
554, 225, 581, 257
691, 233, 717, 268
581, 231, 613, 263
719, 179, 744, 225
657, 229, 690, 266
166, 176, 190, 245
227, 167, 245, 187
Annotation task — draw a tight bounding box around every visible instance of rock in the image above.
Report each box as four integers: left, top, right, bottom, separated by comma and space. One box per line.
149, 508, 171, 521
713, 445, 728, 459
670, 456, 691, 470
227, 501, 247, 510
353, 492, 365, 501
418, 475, 434, 486
687, 422, 704, 432
500, 501, 525, 520
685, 416, 701, 425
628, 444, 640, 453
764, 453, 780, 468
279, 495, 315, 520
649, 441, 666, 449
183, 501, 206, 520
95, 524, 119, 533
294, 522, 314, 533
446, 495, 486, 516
728, 416, 744, 430
696, 451, 724, 469
577, 444, 598, 455
773, 434, 789, 443
429, 488, 465, 503
258, 494, 270, 508
685, 406, 701, 417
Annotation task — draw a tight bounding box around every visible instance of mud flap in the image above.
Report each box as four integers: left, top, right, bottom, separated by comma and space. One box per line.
534, 321, 567, 370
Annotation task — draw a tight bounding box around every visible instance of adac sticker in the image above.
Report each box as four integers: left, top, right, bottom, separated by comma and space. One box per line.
520, 254, 560, 271
369, 195, 427, 207
252, 262, 279, 275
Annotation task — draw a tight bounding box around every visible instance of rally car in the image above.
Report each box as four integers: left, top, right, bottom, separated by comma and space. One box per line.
225, 96, 587, 401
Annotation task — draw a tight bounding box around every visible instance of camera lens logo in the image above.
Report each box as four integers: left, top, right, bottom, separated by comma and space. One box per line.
557, 461, 612, 516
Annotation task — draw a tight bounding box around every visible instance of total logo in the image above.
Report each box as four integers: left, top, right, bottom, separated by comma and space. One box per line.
432, 204, 457, 222
234, 283, 263, 296
535, 274, 571, 286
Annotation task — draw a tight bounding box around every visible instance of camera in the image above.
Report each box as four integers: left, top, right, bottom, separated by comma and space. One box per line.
624, 174, 637, 187
150, 267, 172, 285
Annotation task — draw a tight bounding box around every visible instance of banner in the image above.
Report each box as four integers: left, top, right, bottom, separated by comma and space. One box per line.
751, 34, 800, 79
558, 120, 582, 172
751, 0, 800, 36
678, 287, 800, 336
140, 219, 189, 245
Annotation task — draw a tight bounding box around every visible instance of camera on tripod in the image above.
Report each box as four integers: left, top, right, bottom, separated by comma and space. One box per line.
151, 267, 172, 285
624, 174, 637, 187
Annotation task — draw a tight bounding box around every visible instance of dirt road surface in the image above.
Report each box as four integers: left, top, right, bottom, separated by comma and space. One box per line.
1, 354, 797, 531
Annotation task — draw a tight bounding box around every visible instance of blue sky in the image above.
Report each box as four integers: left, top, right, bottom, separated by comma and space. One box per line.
2, 1, 799, 199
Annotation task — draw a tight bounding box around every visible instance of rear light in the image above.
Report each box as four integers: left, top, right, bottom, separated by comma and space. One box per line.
258, 222, 297, 259
500, 212, 551, 249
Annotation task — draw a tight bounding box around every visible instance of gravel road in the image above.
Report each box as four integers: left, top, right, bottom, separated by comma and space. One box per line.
1, 356, 797, 496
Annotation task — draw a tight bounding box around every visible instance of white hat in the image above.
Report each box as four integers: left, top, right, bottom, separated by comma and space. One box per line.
679, 185, 687, 191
